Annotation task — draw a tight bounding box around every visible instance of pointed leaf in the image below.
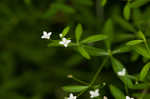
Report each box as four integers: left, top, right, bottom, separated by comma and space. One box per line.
62, 85, 88, 92
123, 4, 131, 20
113, 15, 136, 32
83, 45, 108, 56
133, 45, 150, 58
62, 26, 70, 37
140, 62, 150, 81
78, 47, 90, 59
81, 34, 107, 43
112, 46, 131, 55
109, 85, 125, 99
126, 40, 144, 46
103, 19, 114, 49
130, 83, 150, 89
138, 31, 146, 41
129, 0, 150, 8
75, 24, 83, 43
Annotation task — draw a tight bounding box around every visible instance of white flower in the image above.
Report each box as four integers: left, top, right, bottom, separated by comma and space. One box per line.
89, 89, 99, 98
126, 96, 134, 99
117, 68, 126, 76
59, 38, 71, 47
103, 96, 108, 99
59, 33, 63, 38
66, 93, 77, 99
41, 31, 52, 39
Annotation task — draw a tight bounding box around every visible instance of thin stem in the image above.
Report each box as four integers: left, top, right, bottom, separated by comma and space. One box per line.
77, 57, 108, 98
89, 57, 108, 87
71, 76, 89, 85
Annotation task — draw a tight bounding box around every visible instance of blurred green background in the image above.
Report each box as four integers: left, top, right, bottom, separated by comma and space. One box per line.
1, 0, 150, 99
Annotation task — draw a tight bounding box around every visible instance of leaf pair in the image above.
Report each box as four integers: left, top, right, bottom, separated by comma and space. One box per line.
75, 24, 108, 59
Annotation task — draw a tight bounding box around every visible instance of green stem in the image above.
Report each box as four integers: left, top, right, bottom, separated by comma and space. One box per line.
89, 57, 108, 87
77, 57, 108, 97
71, 76, 89, 85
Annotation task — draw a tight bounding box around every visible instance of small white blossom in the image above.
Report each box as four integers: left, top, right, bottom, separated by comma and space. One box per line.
41, 31, 52, 39
59, 33, 63, 38
89, 89, 99, 98
66, 93, 77, 99
59, 38, 71, 47
126, 96, 134, 99
117, 68, 126, 76
103, 96, 108, 99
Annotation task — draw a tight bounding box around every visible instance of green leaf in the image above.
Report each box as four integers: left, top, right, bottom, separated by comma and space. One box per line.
140, 62, 150, 81
109, 85, 125, 99
126, 40, 144, 46
133, 45, 150, 58
129, 0, 150, 8
78, 47, 90, 59
62, 26, 70, 37
75, 24, 83, 43
138, 31, 146, 41
103, 19, 114, 49
111, 57, 133, 87
123, 4, 130, 20
62, 85, 88, 92
111, 57, 125, 73
83, 45, 108, 56
112, 46, 131, 55
130, 83, 150, 89
113, 15, 136, 32
81, 34, 107, 43
101, 0, 107, 7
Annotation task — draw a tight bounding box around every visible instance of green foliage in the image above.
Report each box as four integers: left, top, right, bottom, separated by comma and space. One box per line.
140, 62, 150, 81
100, 0, 107, 7
133, 45, 150, 58
126, 40, 143, 46
62, 85, 88, 92
77, 46, 91, 59
62, 26, 70, 38
111, 57, 133, 88
109, 85, 125, 99
129, 0, 150, 8
1, 0, 150, 99
81, 34, 107, 43
75, 24, 83, 43
123, 4, 131, 20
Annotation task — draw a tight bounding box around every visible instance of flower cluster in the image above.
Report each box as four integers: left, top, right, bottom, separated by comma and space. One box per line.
41, 30, 134, 99
66, 89, 107, 99
41, 31, 71, 47
66, 92, 134, 99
